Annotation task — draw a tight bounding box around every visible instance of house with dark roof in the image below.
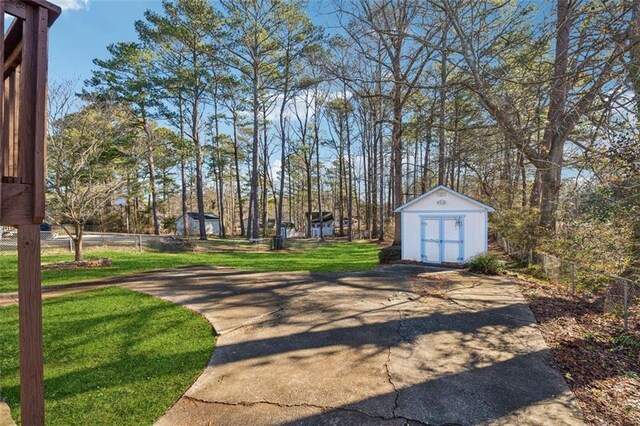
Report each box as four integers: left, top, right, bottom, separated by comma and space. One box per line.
305, 211, 335, 237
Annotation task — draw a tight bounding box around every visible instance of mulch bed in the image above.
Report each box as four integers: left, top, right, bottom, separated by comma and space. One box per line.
41, 258, 112, 271
514, 274, 640, 425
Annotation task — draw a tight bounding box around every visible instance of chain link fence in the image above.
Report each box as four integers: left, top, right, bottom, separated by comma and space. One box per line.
494, 232, 639, 330
0, 228, 289, 255
0, 230, 162, 254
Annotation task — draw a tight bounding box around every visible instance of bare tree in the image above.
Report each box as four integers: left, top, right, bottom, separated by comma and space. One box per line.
47, 83, 128, 261
438, 0, 630, 229
335, 0, 438, 244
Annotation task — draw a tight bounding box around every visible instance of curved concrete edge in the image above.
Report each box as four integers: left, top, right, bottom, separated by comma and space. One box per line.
0, 397, 16, 426
0, 285, 219, 426
120, 288, 221, 425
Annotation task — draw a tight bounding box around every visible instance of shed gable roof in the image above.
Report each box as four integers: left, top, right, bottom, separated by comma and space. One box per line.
394, 185, 495, 212
186, 212, 219, 220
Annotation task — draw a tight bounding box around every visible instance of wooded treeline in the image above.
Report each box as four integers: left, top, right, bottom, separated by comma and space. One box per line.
46, 0, 639, 276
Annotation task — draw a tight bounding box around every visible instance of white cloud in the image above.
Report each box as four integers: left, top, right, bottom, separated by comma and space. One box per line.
57, 0, 90, 11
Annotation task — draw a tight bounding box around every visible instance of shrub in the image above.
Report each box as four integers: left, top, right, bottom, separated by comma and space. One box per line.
379, 245, 401, 263
148, 237, 196, 253
162, 216, 178, 233
468, 252, 503, 275
490, 207, 543, 252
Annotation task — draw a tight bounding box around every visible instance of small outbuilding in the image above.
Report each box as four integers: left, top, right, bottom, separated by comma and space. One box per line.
395, 185, 495, 264
176, 212, 221, 236
306, 211, 335, 238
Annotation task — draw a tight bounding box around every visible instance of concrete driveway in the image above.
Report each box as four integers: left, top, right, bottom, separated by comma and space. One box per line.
112, 264, 583, 425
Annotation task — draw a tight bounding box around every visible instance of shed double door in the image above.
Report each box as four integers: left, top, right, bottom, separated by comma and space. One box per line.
421, 216, 464, 263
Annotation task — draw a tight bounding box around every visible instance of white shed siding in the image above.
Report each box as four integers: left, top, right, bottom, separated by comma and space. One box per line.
176, 216, 220, 236
311, 223, 334, 237
398, 187, 492, 264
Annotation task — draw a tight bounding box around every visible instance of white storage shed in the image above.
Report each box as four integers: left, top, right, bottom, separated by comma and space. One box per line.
177, 212, 221, 236
395, 185, 495, 264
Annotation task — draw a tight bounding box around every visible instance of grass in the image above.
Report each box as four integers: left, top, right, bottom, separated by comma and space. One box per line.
0, 241, 380, 293
0, 287, 214, 425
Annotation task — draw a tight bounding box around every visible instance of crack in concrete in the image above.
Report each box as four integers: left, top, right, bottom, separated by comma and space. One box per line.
217, 281, 341, 336
183, 395, 431, 425
385, 309, 402, 417
443, 281, 484, 294
0, 296, 19, 308
442, 296, 534, 326
472, 308, 534, 326
219, 306, 286, 336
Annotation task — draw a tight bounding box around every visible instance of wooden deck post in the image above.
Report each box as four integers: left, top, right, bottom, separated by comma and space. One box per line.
1, 3, 61, 423
17, 224, 44, 425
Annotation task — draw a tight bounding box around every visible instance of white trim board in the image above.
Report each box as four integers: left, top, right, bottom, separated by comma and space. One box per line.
395, 185, 495, 213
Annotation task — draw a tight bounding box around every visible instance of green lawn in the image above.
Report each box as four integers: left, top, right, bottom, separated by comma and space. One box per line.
0, 287, 214, 425
0, 241, 380, 293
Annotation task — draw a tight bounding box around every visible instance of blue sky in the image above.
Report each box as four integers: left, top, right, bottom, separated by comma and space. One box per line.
46, 0, 334, 84
38, 0, 341, 169
48, 1, 164, 82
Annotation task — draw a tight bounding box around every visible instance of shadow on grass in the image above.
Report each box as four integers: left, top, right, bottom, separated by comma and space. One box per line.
0, 287, 213, 425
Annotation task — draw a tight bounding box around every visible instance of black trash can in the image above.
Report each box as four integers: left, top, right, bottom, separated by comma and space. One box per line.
272, 236, 286, 250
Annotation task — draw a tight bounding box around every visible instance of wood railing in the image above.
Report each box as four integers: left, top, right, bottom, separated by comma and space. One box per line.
1, 0, 60, 226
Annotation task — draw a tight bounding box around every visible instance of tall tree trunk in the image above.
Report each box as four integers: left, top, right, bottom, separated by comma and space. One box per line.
371, 108, 378, 239
193, 104, 206, 241
422, 117, 432, 192
277, 114, 287, 242
338, 116, 345, 237
438, 24, 448, 186
178, 94, 189, 237
306, 160, 313, 238
276, 51, 291, 243
287, 157, 292, 223
141, 113, 160, 236
194, 142, 207, 240
249, 65, 260, 240
345, 99, 353, 242
261, 104, 269, 238
213, 92, 226, 238
146, 142, 160, 236
412, 128, 419, 197
232, 111, 245, 237
391, 84, 403, 245
314, 88, 324, 241
378, 117, 385, 242
517, 150, 527, 207
538, 0, 572, 230
190, 47, 207, 240
362, 111, 371, 236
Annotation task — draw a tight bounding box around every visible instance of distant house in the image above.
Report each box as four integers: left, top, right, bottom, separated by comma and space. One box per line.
305, 212, 335, 238
280, 221, 296, 231
267, 219, 297, 237
242, 219, 297, 237
266, 219, 296, 231
177, 212, 221, 236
